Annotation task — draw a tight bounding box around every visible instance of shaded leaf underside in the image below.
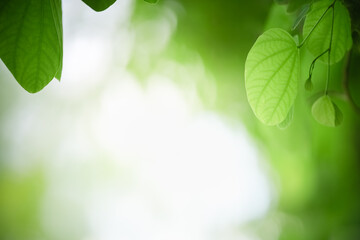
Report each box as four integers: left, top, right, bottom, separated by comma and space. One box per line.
82, 0, 116, 12
0, 0, 62, 93
312, 95, 343, 127
303, 0, 352, 64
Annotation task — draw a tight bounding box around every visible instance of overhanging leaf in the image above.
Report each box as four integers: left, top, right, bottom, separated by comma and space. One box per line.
245, 28, 300, 126
303, 0, 352, 64
82, 0, 116, 12
0, 0, 63, 93
312, 95, 343, 127
50, 0, 63, 81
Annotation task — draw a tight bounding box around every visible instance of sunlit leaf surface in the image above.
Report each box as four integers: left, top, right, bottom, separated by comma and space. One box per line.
245, 28, 300, 125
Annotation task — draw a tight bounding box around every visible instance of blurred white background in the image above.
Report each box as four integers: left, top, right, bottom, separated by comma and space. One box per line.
0, 0, 274, 239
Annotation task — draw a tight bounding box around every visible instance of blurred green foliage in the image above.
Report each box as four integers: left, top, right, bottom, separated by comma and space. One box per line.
0, 169, 45, 240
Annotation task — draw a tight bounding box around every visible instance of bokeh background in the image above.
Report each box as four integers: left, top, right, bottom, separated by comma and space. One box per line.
0, 0, 360, 239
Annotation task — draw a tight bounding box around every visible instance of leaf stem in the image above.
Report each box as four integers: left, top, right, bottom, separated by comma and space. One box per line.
297, 0, 336, 49
308, 48, 329, 77
325, 1, 336, 95
308, 90, 347, 104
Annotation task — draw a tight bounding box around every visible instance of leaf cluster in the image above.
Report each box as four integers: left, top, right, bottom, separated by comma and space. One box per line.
245, 0, 353, 127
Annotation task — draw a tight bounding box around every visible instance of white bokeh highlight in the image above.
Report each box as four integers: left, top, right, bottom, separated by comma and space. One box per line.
0, 0, 273, 239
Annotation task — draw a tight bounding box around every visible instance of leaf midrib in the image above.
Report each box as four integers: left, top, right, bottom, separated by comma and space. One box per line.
268, 50, 297, 122
254, 49, 296, 114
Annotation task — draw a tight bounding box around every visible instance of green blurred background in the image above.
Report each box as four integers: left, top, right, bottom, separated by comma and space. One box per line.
0, 0, 360, 239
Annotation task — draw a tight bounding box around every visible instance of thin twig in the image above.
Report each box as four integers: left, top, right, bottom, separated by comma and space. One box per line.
325, 1, 336, 95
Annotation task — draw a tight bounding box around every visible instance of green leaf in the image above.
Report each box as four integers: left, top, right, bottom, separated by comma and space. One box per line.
312, 95, 343, 127
303, 0, 352, 64
52, 0, 63, 81
0, 0, 63, 93
278, 105, 294, 129
82, 0, 116, 12
245, 28, 300, 126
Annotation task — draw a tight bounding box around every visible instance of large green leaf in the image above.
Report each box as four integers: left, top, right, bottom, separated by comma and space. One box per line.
303, 0, 352, 64
82, 0, 116, 12
312, 95, 343, 127
0, 0, 62, 93
245, 28, 300, 126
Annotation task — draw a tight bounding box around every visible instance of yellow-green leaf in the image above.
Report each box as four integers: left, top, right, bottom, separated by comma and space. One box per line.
245, 28, 300, 125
